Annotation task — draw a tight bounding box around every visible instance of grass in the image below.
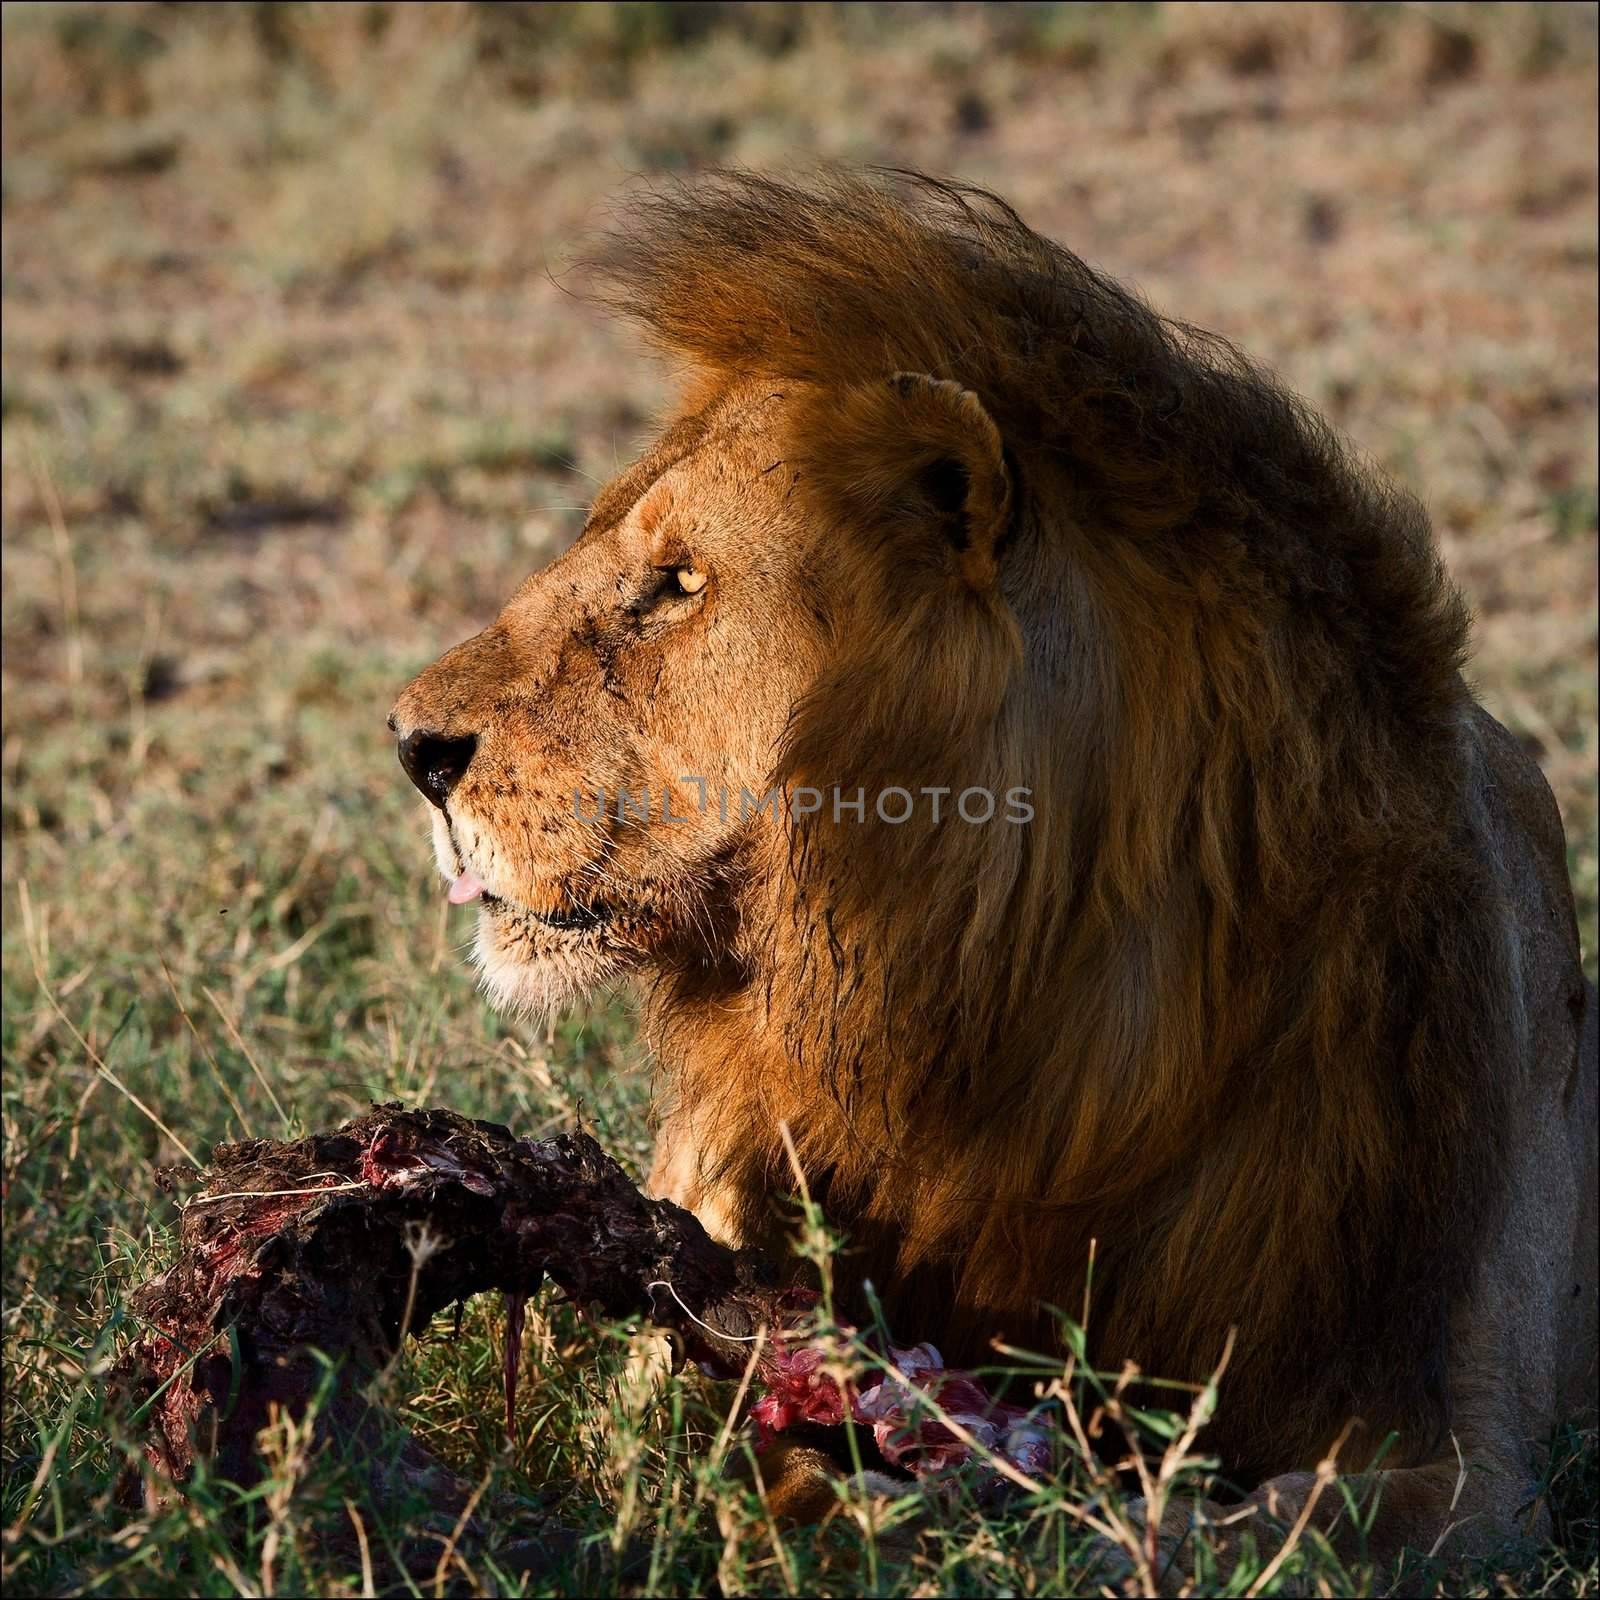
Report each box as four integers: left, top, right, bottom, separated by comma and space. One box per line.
2, 3, 1596, 1595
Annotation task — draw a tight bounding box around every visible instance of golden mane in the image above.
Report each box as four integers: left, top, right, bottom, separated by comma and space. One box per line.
593, 171, 1510, 1479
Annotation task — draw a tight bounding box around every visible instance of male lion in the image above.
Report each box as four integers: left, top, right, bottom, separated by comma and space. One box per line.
391, 172, 1597, 1566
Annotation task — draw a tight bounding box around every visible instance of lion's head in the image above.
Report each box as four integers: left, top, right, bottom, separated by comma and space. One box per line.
388, 359, 1019, 1018
393, 172, 1511, 1479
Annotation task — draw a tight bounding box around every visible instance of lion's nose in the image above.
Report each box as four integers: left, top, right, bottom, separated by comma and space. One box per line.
397, 730, 477, 810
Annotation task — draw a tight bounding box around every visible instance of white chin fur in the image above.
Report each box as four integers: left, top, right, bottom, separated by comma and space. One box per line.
432, 808, 626, 1021
430, 809, 457, 881
469, 908, 625, 1022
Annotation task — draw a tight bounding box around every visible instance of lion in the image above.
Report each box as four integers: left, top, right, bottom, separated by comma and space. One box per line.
390, 171, 1597, 1567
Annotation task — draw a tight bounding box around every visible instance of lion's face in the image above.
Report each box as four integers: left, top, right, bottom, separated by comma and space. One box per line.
389, 384, 828, 1015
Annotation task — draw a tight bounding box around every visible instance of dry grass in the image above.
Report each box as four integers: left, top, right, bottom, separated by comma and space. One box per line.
2, 4, 1595, 1595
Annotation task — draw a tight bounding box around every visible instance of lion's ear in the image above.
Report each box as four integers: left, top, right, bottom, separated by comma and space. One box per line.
886, 373, 1013, 588
819, 373, 1013, 589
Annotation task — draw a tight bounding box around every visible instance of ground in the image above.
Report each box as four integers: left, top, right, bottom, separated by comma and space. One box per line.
2, 4, 1596, 1596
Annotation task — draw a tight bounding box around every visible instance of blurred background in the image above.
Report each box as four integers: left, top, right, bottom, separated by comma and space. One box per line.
1, 6, 1596, 1591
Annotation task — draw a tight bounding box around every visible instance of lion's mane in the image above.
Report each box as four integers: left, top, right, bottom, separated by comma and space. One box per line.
593, 171, 1512, 1479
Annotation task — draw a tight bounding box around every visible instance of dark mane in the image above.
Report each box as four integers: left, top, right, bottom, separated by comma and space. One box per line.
600, 170, 1507, 1481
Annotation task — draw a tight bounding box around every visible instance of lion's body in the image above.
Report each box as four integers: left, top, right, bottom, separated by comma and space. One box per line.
393, 171, 1597, 1558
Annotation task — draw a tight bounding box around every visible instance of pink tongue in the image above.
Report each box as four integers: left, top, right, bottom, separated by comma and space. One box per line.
448, 869, 485, 905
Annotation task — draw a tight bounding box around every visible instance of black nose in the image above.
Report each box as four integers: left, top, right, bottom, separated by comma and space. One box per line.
398, 730, 477, 809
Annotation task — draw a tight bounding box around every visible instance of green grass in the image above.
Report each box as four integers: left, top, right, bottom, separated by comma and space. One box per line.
3, 3, 1596, 1595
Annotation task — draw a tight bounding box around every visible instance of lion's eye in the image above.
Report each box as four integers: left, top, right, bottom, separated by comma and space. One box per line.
638, 563, 708, 615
